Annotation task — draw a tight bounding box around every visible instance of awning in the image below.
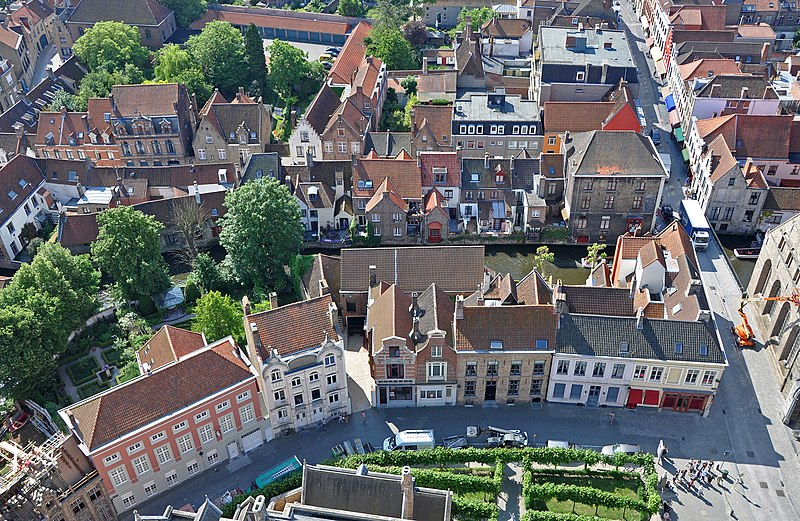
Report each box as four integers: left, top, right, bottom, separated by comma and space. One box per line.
668, 110, 681, 128
674, 127, 684, 142
626, 388, 643, 408
655, 60, 667, 77
650, 45, 664, 63
681, 149, 690, 163
644, 389, 661, 405
255, 456, 302, 488
663, 388, 715, 396
561, 207, 569, 221
665, 94, 676, 112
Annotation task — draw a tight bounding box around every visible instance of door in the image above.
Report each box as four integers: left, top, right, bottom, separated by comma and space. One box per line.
339, 217, 349, 229
485, 381, 497, 402
586, 386, 601, 407
675, 396, 690, 412
241, 429, 263, 452
227, 441, 239, 460
379, 387, 388, 405
312, 405, 324, 423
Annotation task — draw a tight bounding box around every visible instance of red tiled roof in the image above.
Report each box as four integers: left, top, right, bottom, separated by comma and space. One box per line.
136, 325, 206, 371
65, 338, 254, 451
679, 59, 741, 81
543, 102, 616, 133
353, 156, 422, 200
58, 212, 99, 248
412, 105, 452, 147
328, 21, 372, 86
110, 84, 181, 118
424, 187, 447, 213
35, 111, 90, 146
455, 304, 557, 351
0, 156, 44, 224
737, 23, 775, 39
247, 294, 339, 358
191, 7, 350, 35
420, 151, 461, 187
0, 25, 22, 49
366, 177, 407, 212
367, 285, 412, 351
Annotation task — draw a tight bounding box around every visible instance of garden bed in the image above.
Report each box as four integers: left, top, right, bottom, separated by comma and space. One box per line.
77, 380, 111, 399
101, 347, 124, 365
67, 356, 100, 386
529, 474, 642, 520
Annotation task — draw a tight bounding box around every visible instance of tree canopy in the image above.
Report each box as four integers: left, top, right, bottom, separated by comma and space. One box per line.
158, 0, 207, 28
154, 46, 213, 105
73, 21, 150, 73
46, 89, 84, 112
0, 243, 100, 399
338, 0, 365, 17
453, 7, 494, 35
187, 21, 248, 97
244, 24, 269, 101
373, 0, 411, 28
267, 39, 326, 106
219, 177, 303, 295
193, 291, 244, 344
365, 26, 419, 70
91, 206, 171, 301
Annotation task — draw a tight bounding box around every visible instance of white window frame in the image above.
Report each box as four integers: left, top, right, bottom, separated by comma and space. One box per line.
427, 362, 446, 380
431, 345, 442, 358
194, 410, 209, 423
109, 466, 128, 487
186, 460, 199, 476
126, 441, 143, 455
103, 453, 120, 466
173, 420, 188, 433
236, 390, 251, 403
219, 413, 235, 433
132, 455, 151, 476
325, 354, 336, 367
154, 444, 173, 465
216, 400, 230, 412
198, 424, 215, 444
176, 434, 194, 454
165, 470, 179, 487
240, 403, 255, 424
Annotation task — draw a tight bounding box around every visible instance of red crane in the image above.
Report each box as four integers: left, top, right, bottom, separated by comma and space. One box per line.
733, 290, 800, 348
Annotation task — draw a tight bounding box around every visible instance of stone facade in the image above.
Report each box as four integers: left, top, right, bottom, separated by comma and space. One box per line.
455, 351, 552, 405
747, 214, 800, 426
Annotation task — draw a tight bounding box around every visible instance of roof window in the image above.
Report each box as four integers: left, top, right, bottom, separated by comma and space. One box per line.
490, 340, 503, 350
619, 342, 629, 353
674, 342, 683, 354
700, 344, 708, 356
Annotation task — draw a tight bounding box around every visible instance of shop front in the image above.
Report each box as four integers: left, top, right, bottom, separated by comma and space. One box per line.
660, 389, 711, 412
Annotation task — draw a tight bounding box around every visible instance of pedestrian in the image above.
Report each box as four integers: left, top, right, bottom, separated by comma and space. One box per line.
671, 476, 678, 489
716, 474, 724, 486
322, 418, 327, 431
688, 477, 696, 489
679, 468, 687, 480
706, 471, 713, 485
662, 512, 670, 521
338, 414, 344, 424
361, 411, 366, 422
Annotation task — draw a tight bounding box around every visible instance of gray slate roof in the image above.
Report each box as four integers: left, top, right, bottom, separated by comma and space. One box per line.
539, 26, 635, 66
567, 130, 666, 177
241, 152, 281, 184
695, 74, 777, 99
364, 132, 412, 157
453, 94, 540, 123
556, 314, 725, 364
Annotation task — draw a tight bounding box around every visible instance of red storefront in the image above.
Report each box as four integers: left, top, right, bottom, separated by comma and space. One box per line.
660, 390, 711, 412
625, 388, 661, 408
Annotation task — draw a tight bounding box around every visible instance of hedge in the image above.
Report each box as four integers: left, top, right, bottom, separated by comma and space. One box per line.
67, 356, 100, 386
527, 468, 640, 481
221, 470, 302, 517
338, 447, 646, 469
354, 465, 501, 495
77, 380, 110, 399
524, 482, 649, 513
522, 512, 609, 521
452, 494, 499, 521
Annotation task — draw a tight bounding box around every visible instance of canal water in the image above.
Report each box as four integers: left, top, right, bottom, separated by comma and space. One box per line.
484, 244, 601, 285
717, 235, 758, 290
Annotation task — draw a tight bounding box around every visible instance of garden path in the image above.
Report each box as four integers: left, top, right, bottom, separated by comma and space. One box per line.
498, 462, 525, 521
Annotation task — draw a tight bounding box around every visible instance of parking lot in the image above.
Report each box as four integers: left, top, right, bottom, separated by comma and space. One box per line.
263, 39, 338, 63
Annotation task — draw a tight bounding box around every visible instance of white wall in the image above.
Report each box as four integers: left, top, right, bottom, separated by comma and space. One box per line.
0, 181, 48, 263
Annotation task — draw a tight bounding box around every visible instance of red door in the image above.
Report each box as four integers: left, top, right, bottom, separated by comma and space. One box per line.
626, 389, 643, 408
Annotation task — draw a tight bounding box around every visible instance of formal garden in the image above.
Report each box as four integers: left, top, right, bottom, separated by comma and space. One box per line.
220, 447, 661, 521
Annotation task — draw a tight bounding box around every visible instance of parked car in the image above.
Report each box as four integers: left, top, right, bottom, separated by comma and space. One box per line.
601, 443, 641, 456
650, 129, 661, 146
547, 440, 582, 449
383, 430, 436, 451
319, 54, 335, 63
325, 47, 341, 55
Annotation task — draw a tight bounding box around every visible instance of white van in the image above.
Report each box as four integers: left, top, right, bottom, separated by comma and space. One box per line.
383, 430, 436, 451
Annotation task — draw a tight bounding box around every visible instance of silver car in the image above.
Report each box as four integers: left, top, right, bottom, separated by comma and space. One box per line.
601, 443, 641, 456
547, 440, 582, 449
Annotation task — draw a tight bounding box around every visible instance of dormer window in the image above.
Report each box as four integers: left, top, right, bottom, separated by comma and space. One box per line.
674, 342, 683, 354
68, 171, 78, 182
619, 342, 629, 353
700, 344, 708, 356
490, 340, 503, 350
230, 132, 236, 141
495, 172, 505, 183
45, 131, 54, 145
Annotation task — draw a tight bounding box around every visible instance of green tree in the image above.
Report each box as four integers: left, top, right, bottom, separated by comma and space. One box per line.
219, 177, 303, 294
191, 252, 224, 293
0, 305, 48, 399
402, 20, 428, 49
187, 21, 248, 97
244, 24, 269, 100
373, 0, 411, 27
453, 7, 494, 35
267, 39, 325, 105
158, 0, 207, 28
0, 243, 101, 399
584, 243, 608, 268
77, 65, 145, 106
92, 206, 171, 301
193, 291, 245, 344
794, 28, 800, 48
401, 75, 418, 96
46, 89, 84, 111
73, 21, 150, 72
154, 43, 193, 81
532, 245, 555, 278
338, 0, 365, 17
365, 26, 419, 70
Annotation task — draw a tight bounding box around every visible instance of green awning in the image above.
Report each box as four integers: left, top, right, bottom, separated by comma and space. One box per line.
674, 127, 684, 142
681, 149, 690, 163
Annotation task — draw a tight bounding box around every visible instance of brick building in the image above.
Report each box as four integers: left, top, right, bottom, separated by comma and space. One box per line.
59, 330, 267, 514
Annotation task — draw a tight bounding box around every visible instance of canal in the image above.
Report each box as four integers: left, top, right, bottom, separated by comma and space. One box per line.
484, 244, 600, 285
717, 234, 758, 290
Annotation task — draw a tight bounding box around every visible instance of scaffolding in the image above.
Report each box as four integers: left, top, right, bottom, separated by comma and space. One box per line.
0, 431, 69, 521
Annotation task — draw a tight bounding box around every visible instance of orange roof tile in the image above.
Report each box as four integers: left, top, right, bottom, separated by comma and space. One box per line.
328, 21, 372, 86
136, 325, 206, 371
247, 295, 339, 358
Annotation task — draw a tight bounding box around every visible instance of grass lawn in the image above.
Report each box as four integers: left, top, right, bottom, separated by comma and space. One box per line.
77, 380, 111, 400
67, 356, 100, 385
534, 475, 642, 520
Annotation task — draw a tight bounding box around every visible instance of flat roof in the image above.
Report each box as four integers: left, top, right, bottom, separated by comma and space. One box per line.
539, 26, 635, 67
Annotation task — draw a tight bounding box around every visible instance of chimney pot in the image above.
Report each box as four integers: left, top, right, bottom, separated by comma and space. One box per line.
268, 292, 279, 310
400, 466, 414, 520
369, 265, 377, 288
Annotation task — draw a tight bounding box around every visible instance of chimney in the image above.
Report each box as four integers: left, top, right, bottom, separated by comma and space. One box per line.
455, 294, 464, 320
490, 35, 494, 57
601, 61, 608, 84
242, 296, 251, 315
465, 16, 472, 40
410, 292, 419, 316
761, 42, 771, 64
510, 155, 515, 174
268, 291, 279, 310
328, 302, 338, 333
237, 87, 245, 102
741, 86, 749, 99
709, 84, 721, 97
400, 466, 414, 520
319, 279, 330, 296
564, 130, 570, 143
422, 57, 428, 74
369, 265, 377, 288
290, 110, 297, 130
636, 307, 644, 330
194, 180, 201, 204
306, 148, 314, 167
13, 122, 22, 140
484, 153, 490, 170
